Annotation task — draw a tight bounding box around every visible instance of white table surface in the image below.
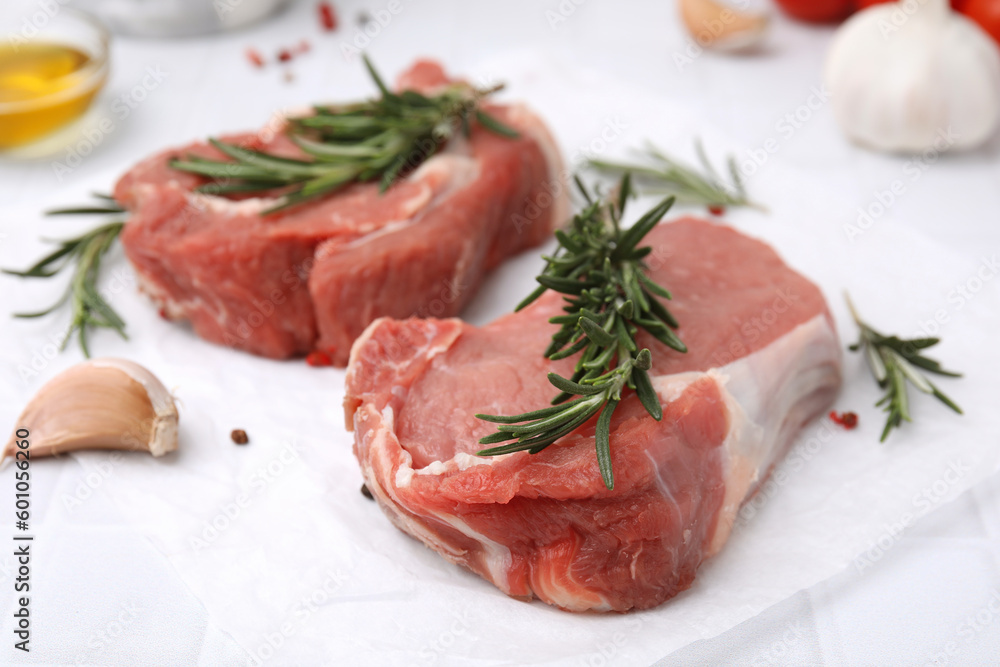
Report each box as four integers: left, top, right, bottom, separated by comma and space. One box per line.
2, 1, 999, 665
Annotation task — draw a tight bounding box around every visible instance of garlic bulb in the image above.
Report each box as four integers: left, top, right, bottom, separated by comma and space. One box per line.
825, 0, 1000, 153
3, 358, 178, 461
678, 0, 769, 52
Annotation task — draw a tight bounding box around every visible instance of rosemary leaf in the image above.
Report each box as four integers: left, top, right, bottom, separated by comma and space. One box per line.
633, 366, 662, 421
547, 373, 607, 396
595, 399, 619, 489
45, 205, 126, 215
474, 109, 520, 138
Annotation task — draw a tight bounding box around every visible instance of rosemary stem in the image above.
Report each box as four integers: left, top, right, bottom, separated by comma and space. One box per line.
476, 177, 683, 489
845, 292, 962, 441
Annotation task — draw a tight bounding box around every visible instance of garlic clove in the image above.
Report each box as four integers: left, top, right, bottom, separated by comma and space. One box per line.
3, 358, 178, 461
679, 0, 769, 52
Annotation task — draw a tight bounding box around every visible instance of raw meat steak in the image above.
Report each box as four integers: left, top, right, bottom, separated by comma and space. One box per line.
344, 218, 842, 612
114, 61, 567, 364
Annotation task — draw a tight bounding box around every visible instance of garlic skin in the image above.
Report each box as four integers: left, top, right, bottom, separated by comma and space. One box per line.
825, 0, 1000, 153
4, 358, 178, 460
679, 0, 769, 52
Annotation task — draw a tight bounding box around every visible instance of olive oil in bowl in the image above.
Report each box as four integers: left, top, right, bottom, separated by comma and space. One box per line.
0, 12, 109, 149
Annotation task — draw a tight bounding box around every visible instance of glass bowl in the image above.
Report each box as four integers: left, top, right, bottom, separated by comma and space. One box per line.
74, 0, 294, 37
0, 9, 110, 150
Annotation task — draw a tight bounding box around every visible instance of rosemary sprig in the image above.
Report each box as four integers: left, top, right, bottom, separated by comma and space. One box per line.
589, 141, 763, 212
170, 55, 519, 214
846, 294, 962, 442
476, 176, 686, 490
2, 196, 128, 357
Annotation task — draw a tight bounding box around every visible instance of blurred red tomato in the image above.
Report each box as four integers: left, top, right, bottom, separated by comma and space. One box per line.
854, 0, 961, 8
960, 0, 1000, 46
774, 0, 1000, 48
777, 0, 967, 22
774, 0, 853, 22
